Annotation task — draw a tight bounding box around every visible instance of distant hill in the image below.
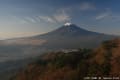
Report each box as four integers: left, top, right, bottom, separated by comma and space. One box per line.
11, 38, 120, 80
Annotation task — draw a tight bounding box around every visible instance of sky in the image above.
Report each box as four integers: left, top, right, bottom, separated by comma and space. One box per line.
0, 0, 120, 39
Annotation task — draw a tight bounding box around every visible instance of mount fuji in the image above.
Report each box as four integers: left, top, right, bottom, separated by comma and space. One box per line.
0, 23, 117, 80
32, 22, 116, 49
0, 22, 116, 51
0, 22, 116, 59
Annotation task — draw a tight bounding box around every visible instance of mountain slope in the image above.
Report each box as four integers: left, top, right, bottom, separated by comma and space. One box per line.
11, 49, 92, 80
93, 38, 120, 75
35, 23, 104, 38
32, 23, 116, 49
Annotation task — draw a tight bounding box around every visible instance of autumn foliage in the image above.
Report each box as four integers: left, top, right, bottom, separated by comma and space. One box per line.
11, 39, 120, 80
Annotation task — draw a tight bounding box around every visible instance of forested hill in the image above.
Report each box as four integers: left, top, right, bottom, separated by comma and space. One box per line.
11, 38, 120, 80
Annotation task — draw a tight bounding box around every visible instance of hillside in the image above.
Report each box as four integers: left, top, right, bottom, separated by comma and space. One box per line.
10, 49, 92, 80
11, 38, 120, 80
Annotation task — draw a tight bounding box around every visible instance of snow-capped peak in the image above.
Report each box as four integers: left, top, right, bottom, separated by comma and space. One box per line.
64, 22, 72, 26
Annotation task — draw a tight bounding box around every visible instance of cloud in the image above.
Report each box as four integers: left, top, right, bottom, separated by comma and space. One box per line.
1, 16, 33, 24
95, 9, 112, 20
19, 19, 28, 24
96, 13, 110, 20
12, 2, 96, 24
95, 8, 120, 25
11, 16, 38, 24
24, 17, 37, 23
11, 16, 42, 24
53, 9, 71, 23
38, 2, 95, 24
38, 9, 71, 23
38, 16, 56, 23
80, 2, 96, 11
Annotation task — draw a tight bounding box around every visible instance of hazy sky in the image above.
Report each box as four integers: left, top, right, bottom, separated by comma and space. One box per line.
0, 0, 120, 39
